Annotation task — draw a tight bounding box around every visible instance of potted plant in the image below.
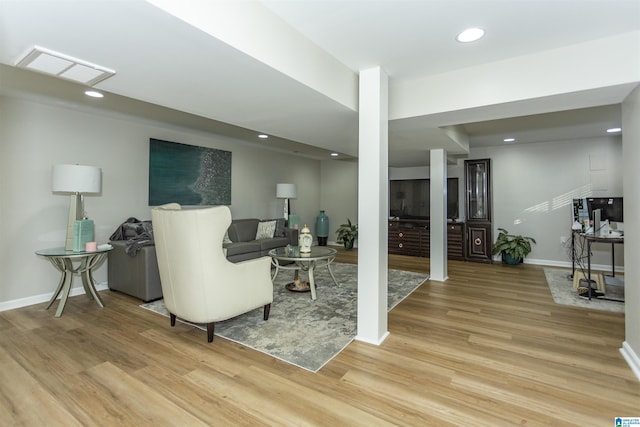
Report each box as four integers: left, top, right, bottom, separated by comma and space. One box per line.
336, 218, 358, 250
491, 228, 536, 265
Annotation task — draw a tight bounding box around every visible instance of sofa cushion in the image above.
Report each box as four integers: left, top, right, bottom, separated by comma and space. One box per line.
227, 219, 260, 242
256, 220, 277, 239
259, 236, 290, 252
224, 241, 261, 257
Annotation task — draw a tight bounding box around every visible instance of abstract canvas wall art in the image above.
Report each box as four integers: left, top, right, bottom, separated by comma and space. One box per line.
149, 138, 231, 206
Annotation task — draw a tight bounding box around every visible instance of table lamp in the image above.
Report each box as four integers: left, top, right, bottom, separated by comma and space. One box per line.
52, 164, 102, 250
276, 183, 297, 221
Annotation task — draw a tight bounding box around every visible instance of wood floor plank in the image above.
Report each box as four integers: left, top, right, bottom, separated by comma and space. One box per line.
1, 247, 638, 426
133, 364, 266, 426
84, 361, 209, 426
0, 345, 83, 427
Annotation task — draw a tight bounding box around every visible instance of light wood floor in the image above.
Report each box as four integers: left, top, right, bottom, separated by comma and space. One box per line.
1, 248, 638, 426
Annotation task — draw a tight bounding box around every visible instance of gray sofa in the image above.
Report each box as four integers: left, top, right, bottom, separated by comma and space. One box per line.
107, 241, 163, 302
108, 217, 297, 301
224, 218, 298, 262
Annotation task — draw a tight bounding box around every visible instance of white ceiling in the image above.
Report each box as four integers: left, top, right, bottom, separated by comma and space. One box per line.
0, 0, 638, 167
262, 0, 640, 80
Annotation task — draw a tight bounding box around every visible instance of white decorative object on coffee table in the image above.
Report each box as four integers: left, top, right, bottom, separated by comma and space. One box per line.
298, 224, 313, 253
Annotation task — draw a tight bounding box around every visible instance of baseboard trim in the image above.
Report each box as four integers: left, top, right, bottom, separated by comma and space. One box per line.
620, 341, 640, 381
0, 282, 108, 312
524, 257, 624, 273
355, 330, 390, 346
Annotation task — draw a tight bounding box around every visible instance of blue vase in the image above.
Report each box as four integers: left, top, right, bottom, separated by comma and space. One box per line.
316, 210, 329, 246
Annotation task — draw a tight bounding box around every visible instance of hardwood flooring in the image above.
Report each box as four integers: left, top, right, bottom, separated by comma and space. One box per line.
1, 248, 638, 426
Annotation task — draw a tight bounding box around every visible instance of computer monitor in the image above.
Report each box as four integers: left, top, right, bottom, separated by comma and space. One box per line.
587, 197, 623, 223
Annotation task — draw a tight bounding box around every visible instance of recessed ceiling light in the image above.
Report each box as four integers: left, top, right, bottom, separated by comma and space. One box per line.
330, 153, 339, 157
456, 27, 485, 43
503, 137, 516, 142
84, 90, 104, 98
258, 134, 269, 139
606, 127, 622, 133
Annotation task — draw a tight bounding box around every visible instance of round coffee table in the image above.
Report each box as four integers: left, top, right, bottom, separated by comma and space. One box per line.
268, 246, 339, 300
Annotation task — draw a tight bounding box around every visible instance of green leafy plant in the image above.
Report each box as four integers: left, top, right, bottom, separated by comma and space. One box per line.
336, 218, 358, 250
491, 228, 536, 264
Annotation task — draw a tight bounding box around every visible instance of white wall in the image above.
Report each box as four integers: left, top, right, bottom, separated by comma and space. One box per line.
621, 85, 640, 378
0, 95, 322, 306
472, 136, 624, 267
319, 159, 358, 243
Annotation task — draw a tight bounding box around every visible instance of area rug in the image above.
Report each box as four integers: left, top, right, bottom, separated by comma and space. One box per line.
544, 268, 624, 313
140, 263, 428, 372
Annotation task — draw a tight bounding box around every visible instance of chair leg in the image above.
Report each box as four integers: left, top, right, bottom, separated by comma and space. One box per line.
263, 303, 271, 320
170, 313, 176, 327
206, 323, 214, 342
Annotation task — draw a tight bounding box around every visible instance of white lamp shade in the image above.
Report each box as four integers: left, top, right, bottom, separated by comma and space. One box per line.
52, 164, 102, 193
276, 183, 297, 199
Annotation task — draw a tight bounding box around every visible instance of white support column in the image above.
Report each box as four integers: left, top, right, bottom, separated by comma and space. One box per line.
429, 149, 448, 281
356, 66, 389, 345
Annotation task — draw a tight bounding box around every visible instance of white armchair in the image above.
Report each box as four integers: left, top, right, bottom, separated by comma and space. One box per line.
151, 203, 273, 342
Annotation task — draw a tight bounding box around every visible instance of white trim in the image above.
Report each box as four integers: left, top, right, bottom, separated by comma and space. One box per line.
0, 282, 108, 312
356, 330, 390, 346
523, 257, 624, 274
620, 341, 640, 381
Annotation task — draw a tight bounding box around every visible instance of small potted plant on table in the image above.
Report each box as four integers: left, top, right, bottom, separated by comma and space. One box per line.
336, 218, 358, 250
492, 228, 536, 265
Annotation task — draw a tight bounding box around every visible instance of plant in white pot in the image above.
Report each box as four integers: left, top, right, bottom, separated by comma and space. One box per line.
491, 228, 536, 265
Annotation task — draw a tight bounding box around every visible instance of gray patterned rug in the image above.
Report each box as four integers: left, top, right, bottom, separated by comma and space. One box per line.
544, 268, 624, 313
141, 263, 428, 372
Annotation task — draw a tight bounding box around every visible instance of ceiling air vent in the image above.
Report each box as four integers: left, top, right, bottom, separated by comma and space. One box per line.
16, 45, 115, 86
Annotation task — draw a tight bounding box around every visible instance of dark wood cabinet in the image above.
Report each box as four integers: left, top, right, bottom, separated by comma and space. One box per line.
465, 223, 492, 262
465, 159, 492, 262
387, 158, 492, 263
388, 220, 425, 256
447, 222, 465, 260
388, 220, 464, 260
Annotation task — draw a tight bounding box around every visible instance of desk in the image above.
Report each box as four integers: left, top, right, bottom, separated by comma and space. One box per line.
581, 234, 624, 300
36, 246, 112, 317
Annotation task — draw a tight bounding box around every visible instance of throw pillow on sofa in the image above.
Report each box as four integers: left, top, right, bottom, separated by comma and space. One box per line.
255, 220, 277, 239
271, 218, 286, 237
261, 218, 286, 237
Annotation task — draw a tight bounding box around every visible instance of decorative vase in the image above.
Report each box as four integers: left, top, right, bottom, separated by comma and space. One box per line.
344, 239, 354, 250
315, 210, 329, 246
299, 224, 313, 253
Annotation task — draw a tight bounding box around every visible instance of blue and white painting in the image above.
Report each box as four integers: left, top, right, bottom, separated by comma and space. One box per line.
149, 138, 231, 206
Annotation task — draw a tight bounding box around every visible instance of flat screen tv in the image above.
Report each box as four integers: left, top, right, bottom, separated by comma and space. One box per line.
587, 197, 623, 223
572, 197, 623, 224
389, 178, 459, 220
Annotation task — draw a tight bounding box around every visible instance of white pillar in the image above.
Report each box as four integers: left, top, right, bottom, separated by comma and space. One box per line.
430, 149, 447, 281
356, 66, 389, 345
